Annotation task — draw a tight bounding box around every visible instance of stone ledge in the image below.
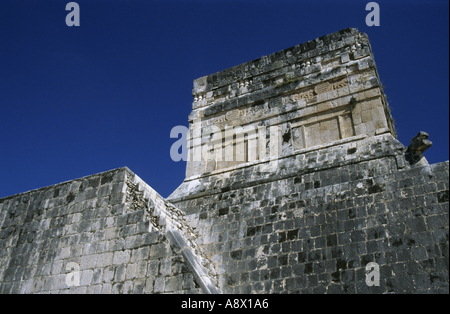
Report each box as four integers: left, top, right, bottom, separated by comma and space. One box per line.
184, 134, 368, 183
168, 133, 406, 203
193, 28, 360, 95
0, 166, 130, 202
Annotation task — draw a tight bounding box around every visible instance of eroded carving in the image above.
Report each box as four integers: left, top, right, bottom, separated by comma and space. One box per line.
314, 82, 332, 94
333, 77, 348, 89
226, 109, 241, 121
405, 131, 432, 166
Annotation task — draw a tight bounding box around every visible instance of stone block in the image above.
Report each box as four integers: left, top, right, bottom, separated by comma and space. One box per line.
125, 263, 136, 280
154, 276, 165, 293
102, 266, 115, 283
92, 268, 103, 284
149, 243, 170, 259
80, 269, 94, 286
96, 253, 113, 268
80, 254, 97, 270
114, 264, 126, 282
113, 250, 131, 265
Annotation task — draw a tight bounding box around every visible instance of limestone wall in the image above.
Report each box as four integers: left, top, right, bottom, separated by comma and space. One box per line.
0, 168, 205, 294
186, 28, 395, 178
168, 28, 448, 293
169, 136, 449, 293
0, 27, 447, 295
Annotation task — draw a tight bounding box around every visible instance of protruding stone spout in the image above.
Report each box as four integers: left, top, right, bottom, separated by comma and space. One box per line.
405, 131, 433, 166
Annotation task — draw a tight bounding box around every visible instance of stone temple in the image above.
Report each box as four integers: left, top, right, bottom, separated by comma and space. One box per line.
0, 28, 448, 294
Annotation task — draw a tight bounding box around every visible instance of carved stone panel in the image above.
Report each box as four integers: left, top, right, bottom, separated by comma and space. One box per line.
314, 82, 332, 94
226, 109, 241, 121
303, 116, 348, 148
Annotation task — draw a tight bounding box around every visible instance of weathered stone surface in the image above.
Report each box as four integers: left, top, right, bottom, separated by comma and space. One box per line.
0, 28, 448, 294
185, 28, 395, 178
166, 229, 219, 294
0, 167, 203, 294
405, 131, 433, 166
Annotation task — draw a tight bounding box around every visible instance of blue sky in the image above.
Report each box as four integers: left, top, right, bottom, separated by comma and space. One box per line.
0, 0, 448, 199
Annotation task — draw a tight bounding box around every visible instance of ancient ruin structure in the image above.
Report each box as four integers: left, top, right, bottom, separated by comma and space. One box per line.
0, 28, 448, 294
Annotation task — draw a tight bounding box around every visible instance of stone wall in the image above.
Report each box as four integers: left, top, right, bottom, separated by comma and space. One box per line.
168, 27, 449, 293
169, 135, 449, 293
0, 167, 211, 294
0, 27, 448, 294
185, 28, 395, 178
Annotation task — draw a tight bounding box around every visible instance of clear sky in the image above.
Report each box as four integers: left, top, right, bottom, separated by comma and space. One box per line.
0, 0, 448, 199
